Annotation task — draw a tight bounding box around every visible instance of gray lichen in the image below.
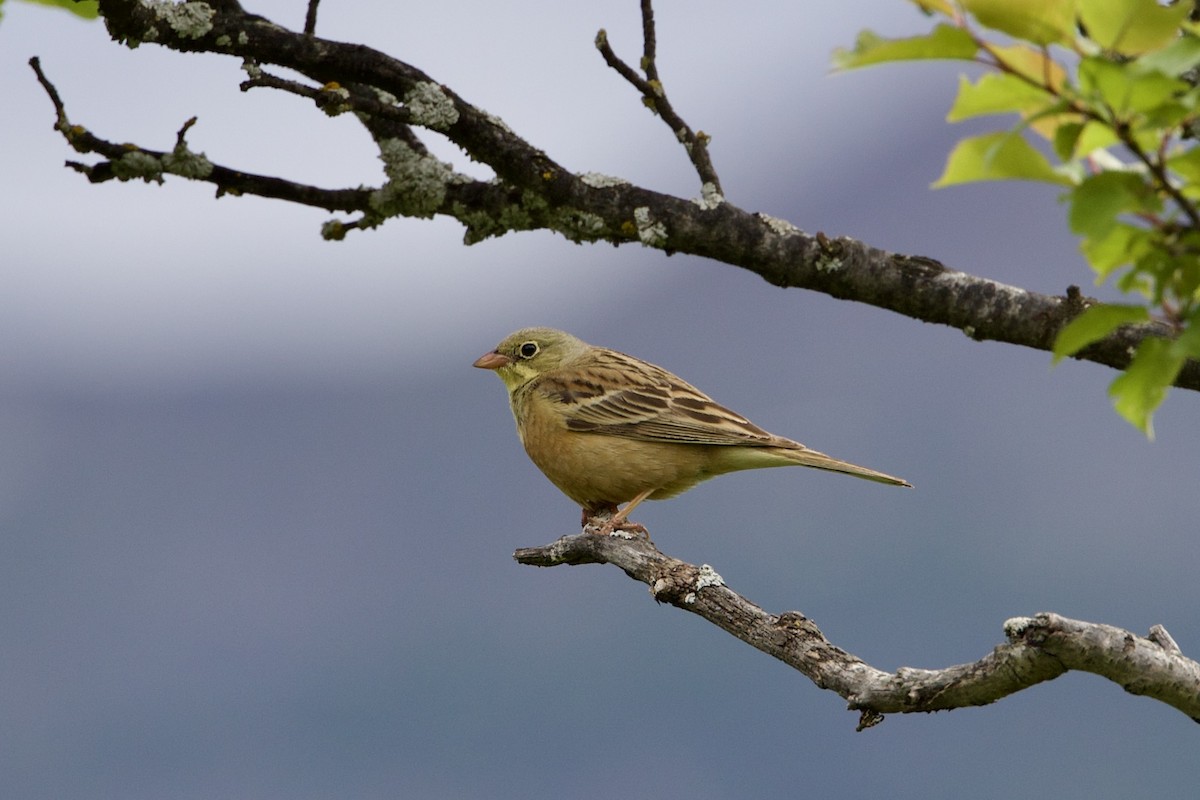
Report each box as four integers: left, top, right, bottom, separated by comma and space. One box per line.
691, 182, 723, 210
404, 82, 459, 131
111, 150, 165, 183
633, 206, 667, 247
162, 144, 213, 179
757, 213, 802, 236
580, 172, 630, 189
141, 1, 216, 40
370, 138, 456, 219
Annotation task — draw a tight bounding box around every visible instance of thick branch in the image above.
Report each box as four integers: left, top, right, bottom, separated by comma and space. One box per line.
34, 1, 1198, 390
515, 533, 1200, 727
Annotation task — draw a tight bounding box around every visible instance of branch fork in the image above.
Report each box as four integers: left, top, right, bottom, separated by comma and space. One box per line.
594, 0, 723, 194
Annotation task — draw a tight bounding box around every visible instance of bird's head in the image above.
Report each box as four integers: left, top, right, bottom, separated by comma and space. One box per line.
473, 327, 590, 392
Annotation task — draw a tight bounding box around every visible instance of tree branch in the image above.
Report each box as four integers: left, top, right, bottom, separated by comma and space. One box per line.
594, 0, 723, 194
515, 532, 1200, 728
303, 0, 320, 37
29, 1, 1200, 390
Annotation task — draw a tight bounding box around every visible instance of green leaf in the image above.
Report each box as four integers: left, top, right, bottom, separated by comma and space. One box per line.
832, 24, 977, 69
1136, 33, 1200, 77
1167, 146, 1200, 185
908, 0, 956, 15
1170, 251, 1200, 303
1053, 303, 1149, 363
1116, 266, 1153, 297
933, 131, 1073, 187
1020, 98, 1080, 143
1078, 0, 1189, 55
947, 72, 1055, 121
1068, 171, 1155, 237
1072, 120, 1120, 157
1052, 121, 1084, 161
1109, 336, 1184, 438
1080, 223, 1147, 280
1175, 307, 1200, 359
960, 0, 1075, 46
14, 0, 98, 19
1078, 55, 1188, 117
990, 43, 1067, 89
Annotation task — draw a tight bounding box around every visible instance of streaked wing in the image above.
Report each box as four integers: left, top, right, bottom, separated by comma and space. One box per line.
539, 348, 787, 447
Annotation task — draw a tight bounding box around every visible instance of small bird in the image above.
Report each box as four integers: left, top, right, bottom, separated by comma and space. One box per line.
474, 327, 910, 531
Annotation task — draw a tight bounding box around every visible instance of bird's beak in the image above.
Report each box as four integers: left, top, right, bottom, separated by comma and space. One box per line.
473, 351, 512, 370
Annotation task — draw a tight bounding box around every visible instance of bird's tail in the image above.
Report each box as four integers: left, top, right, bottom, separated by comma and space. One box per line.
782, 447, 912, 487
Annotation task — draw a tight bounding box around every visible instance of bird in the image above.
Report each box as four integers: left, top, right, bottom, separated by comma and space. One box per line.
473, 327, 910, 532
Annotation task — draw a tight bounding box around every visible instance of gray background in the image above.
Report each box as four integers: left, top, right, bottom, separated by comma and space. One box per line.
4, 1, 1198, 798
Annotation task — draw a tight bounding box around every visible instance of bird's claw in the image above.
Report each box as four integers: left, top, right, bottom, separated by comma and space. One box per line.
583, 511, 652, 542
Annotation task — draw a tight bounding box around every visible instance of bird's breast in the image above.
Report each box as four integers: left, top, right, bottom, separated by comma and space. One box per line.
513, 387, 718, 509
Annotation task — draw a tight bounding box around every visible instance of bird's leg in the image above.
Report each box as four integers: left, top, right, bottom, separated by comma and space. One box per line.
589, 489, 653, 539
611, 489, 652, 528
581, 504, 618, 533
582, 492, 653, 539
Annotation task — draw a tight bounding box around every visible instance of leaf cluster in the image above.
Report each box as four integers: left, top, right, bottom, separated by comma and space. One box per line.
837, 0, 1200, 435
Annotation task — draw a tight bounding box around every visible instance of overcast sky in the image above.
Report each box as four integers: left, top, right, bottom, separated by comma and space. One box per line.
4, 2, 1199, 799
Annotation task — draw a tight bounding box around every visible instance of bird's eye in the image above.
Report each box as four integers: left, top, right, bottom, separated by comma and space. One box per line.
518, 341, 539, 359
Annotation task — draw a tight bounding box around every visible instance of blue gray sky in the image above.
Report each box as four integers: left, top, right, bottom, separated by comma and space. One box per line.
4, 2, 1199, 798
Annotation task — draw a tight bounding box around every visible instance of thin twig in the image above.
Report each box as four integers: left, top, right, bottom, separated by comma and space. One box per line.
240, 71, 414, 126
1125, 133, 1200, 230
28, 57, 69, 129
304, 0, 320, 35
595, 0, 723, 193
30, 58, 374, 214
639, 0, 657, 82
240, 67, 429, 157
174, 116, 198, 148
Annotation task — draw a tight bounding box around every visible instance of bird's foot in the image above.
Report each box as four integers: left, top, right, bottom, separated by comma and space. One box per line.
583, 508, 652, 541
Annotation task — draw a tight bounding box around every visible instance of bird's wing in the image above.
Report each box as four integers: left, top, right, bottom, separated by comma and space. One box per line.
538, 348, 792, 447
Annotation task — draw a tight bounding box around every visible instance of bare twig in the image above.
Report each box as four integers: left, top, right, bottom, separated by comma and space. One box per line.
515, 533, 1200, 726
239, 67, 430, 159
174, 115, 198, 149
639, 0, 658, 83
29, 57, 70, 130
32, 57, 376, 212
240, 70, 414, 127
595, 0, 723, 194
304, 0, 320, 36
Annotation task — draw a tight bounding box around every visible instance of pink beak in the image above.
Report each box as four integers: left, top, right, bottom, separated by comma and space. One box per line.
473, 351, 512, 370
